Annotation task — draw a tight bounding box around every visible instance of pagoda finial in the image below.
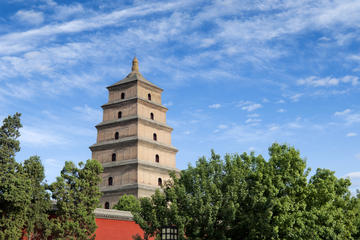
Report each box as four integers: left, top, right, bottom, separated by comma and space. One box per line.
131, 56, 139, 72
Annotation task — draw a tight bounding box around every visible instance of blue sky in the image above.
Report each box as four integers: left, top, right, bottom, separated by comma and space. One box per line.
0, 0, 359, 192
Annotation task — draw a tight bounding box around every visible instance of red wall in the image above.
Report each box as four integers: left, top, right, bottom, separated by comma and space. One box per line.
95, 218, 153, 240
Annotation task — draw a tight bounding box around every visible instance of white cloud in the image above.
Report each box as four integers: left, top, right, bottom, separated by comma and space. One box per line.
164, 101, 173, 107
245, 118, 262, 124
20, 127, 67, 146
0, 1, 192, 55
14, 10, 44, 25
345, 171, 360, 178
53, 3, 85, 20
249, 146, 256, 151
0, 82, 35, 99
345, 171, 360, 179
269, 125, 280, 131
214, 124, 228, 133
218, 124, 228, 129
237, 101, 262, 112
277, 108, 286, 113
346, 132, 357, 137
334, 109, 360, 125
73, 105, 102, 122
184, 130, 191, 135
209, 103, 221, 109
298, 75, 359, 87
287, 117, 303, 129
217, 124, 269, 143
335, 109, 352, 116
289, 93, 303, 102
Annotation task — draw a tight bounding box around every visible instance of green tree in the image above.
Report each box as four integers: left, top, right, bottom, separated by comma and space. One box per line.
0, 114, 51, 240
50, 159, 103, 240
22, 156, 51, 240
113, 194, 141, 213
0, 113, 31, 240
134, 143, 359, 240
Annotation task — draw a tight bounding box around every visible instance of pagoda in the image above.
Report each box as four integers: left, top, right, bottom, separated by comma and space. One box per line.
90, 57, 178, 209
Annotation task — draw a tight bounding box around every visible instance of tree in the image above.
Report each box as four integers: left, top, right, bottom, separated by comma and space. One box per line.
0, 113, 31, 240
22, 156, 51, 240
0, 114, 52, 240
134, 143, 360, 240
0, 113, 104, 239
113, 194, 141, 213
50, 159, 103, 239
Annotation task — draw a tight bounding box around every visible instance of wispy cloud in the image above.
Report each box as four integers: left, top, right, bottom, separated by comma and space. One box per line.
20, 126, 68, 146
345, 171, 360, 194
13, 10, 44, 25
0, 1, 192, 55
346, 132, 357, 137
298, 75, 359, 87
164, 101, 173, 107
73, 105, 102, 122
208, 103, 221, 109
245, 118, 262, 126
334, 109, 360, 125
289, 93, 303, 102
237, 101, 262, 112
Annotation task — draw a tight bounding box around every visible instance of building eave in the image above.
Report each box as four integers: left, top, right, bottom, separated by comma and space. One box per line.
101, 159, 179, 173
96, 116, 173, 131
102, 97, 168, 111
100, 183, 160, 193
89, 136, 178, 153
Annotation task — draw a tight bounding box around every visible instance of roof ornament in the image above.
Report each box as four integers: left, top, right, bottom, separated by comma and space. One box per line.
131, 56, 139, 72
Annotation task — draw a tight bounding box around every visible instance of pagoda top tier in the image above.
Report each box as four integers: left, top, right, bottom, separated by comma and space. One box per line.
107, 57, 162, 91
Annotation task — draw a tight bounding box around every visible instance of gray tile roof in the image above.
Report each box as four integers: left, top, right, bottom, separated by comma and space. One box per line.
107, 72, 162, 90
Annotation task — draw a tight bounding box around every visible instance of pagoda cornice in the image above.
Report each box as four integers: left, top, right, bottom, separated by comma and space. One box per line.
101, 159, 179, 172
102, 97, 168, 111
96, 116, 173, 131
89, 136, 178, 153
100, 183, 159, 193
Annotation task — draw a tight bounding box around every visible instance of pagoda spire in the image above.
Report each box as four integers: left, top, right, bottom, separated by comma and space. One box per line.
131, 56, 139, 72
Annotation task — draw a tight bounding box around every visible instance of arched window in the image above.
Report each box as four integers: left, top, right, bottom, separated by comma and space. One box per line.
121, 92, 125, 99
118, 111, 122, 119
105, 202, 110, 209
148, 93, 151, 101
115, 132, 119, 140
153, 133, 157, 141
112, 153, 116, 162
158, 178, 162, 186
150, 112, 154, 120
108, 177, 113, 186
155, 154, 160, 163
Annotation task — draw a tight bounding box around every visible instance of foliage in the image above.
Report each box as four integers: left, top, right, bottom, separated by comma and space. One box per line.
0, 113, 30, 240
49, 159, 103, 240
22, 156, 51, 239
0, 113, 103, 239
134, 143, 360, 240
113, 194, 141, 213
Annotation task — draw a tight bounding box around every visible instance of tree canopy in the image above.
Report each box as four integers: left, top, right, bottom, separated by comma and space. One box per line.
134, 144, 360, 240
113, 194, 141, 213
0, 113, 103, 240
49, 159, 103, 239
